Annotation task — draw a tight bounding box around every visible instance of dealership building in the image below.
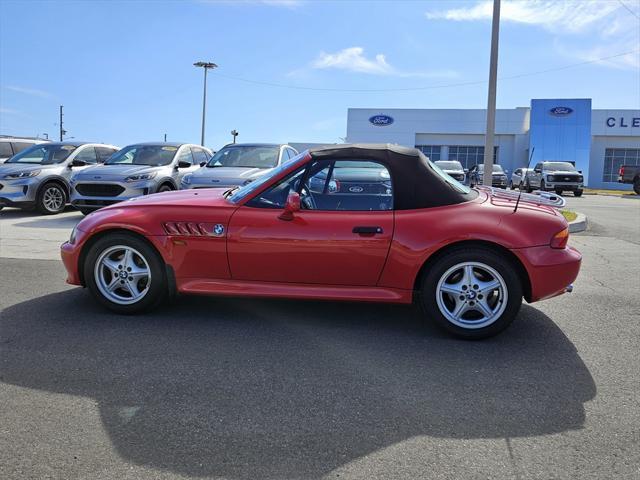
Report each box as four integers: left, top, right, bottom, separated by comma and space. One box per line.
345, 99, 640, 190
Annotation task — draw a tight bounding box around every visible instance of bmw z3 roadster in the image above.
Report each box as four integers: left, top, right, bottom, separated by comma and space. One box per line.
61, 144, 581, 339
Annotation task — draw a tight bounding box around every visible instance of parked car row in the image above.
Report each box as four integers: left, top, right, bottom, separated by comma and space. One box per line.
0, 141, 298, 214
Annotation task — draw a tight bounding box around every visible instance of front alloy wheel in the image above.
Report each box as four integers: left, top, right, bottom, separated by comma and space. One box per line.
37, 182, 66, 214
85, 233, 167, 313
420, 247, 523, 339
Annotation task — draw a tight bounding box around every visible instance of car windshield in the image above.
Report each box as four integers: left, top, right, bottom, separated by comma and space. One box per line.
105, 145, 178, 166
435, 161, 463, 170
428, 160, 471, 194
207, 146, 280, 169
6, 144, 77, 165
544, 162, 577, 171
477, 164, 504, 173
227, 152, 307, 203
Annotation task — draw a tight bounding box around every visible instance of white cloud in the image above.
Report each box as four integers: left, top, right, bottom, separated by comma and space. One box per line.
425, 0, 620, 32
425, 0, 639, 71
5, 85, 53, 99
311, 47, 459, 78
312, 47, 393, 75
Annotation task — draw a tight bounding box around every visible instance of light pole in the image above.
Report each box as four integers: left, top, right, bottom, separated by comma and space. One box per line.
483, 0, 500, 187
193, 61, 218, 147
231, 129, 238, 144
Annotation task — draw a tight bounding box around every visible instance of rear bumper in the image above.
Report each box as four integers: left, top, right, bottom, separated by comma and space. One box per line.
513, 245, 582, 302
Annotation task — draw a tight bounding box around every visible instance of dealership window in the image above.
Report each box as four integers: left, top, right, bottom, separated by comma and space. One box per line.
415, 145, 441, 161
448, 146, 498, 170
603, 148, 640, 183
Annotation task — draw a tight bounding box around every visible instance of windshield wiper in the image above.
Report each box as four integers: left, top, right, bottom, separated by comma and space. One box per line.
223, 186, 240, 198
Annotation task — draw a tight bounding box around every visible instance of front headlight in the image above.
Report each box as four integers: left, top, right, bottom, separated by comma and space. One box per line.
182, 173, 192, 185
4, 169, 41, 179
69, 224, 79, 244
547, 175, 556, 182
578, 175, 584, 182
125, 172, 157, 182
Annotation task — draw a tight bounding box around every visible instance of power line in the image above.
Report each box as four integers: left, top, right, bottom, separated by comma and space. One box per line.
617, 0, 640, 20
211, 50, 640, 93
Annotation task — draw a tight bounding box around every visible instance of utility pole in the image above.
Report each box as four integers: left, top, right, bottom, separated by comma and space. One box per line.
482, 0, 500, 187
42, 133, 48, 140
59, 105, 65, 141
231, 129, 238, 144
164, 133, 167, 142
193, 61, 218, 146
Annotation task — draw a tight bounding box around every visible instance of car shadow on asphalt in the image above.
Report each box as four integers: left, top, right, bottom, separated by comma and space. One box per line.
0, 290, 596, 479
0, 207, 82, 229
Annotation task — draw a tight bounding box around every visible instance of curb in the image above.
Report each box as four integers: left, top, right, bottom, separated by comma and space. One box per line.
568, 212, 588, 233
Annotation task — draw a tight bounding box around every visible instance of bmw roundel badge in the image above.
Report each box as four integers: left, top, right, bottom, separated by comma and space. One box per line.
213, 224, 225, 236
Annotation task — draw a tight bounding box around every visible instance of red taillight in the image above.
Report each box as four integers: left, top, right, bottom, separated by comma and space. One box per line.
550, 227, 569, 249
619, 166, 625, 176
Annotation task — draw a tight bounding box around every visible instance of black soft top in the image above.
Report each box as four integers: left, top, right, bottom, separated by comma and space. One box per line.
308, 144, 473, 210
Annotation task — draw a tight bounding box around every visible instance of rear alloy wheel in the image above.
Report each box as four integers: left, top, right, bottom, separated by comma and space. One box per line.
85, 233, 167, 313
37, 182, 66, 214
420, 247, 523, 339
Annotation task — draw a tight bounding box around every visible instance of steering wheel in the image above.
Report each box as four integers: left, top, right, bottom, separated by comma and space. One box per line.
300, 183, 316, 210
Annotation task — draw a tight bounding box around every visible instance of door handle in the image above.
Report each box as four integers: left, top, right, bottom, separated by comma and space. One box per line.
352, 226, 383, 234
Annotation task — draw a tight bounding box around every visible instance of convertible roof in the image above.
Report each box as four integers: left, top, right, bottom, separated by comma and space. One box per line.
308, 144, 472, 209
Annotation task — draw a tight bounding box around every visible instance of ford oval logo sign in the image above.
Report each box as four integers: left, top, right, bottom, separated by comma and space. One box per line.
369, 114, 394, 126
549, 107, 573, 117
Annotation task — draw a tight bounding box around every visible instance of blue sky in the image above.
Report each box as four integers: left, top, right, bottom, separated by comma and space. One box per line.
1, 0, 638, 150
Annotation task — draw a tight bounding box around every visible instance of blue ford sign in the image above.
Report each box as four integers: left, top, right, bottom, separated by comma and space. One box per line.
369, 114, 394, 126
549, 106, 573, 117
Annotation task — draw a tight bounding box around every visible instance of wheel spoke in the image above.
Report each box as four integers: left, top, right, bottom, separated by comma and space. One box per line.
462, 265, 475, 285
479, 278, 500, 295
102, 258, 120, 275
440, 283, 462, 296
106, 277, 121, 293
122, 249, 134, 270
475, 298, 494, 319
128, 269, 148, 282
126, 280, 140, 298
451, 300, 469, 319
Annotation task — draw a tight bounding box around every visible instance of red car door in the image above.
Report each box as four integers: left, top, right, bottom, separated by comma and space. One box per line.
227, 208, 393, 286
226, 158, 395, 286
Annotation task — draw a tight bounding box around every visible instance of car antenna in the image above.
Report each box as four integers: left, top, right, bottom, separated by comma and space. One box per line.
513, 146, 535, 213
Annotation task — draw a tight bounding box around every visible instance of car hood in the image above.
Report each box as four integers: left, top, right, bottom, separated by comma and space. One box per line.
109, 187, 232, 209
75, 164, 165, 179
190, 166, 271, 181
0, 163, 59, 175
545, 169, 579, 175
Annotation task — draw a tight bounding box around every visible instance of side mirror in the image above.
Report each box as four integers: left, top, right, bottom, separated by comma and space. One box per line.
71, 158, 88, 167
199, 161, 206, 167
278, 192, 301, 221
177, 160, 191, 169
464, 168, 469, 173
578, 170, 582, 174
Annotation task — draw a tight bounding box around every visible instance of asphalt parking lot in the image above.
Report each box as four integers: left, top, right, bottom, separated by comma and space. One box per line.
0, 195, 638, 480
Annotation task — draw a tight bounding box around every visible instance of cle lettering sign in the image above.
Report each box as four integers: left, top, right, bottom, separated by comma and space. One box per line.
606, 117, 640, 128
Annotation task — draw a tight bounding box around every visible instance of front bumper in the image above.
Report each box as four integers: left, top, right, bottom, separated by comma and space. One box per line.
0, 177, 41, 205
70, 180, 157, 210
543, 182, 583, 191
61, 240, 83, 285
513, 245, 582, 302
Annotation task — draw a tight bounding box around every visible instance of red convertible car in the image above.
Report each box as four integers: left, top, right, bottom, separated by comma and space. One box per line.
61, 144, 581, 339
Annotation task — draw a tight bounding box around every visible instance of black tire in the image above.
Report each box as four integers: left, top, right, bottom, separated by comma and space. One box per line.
419, 246, 523, 339
555, 188, 563, 196
508, 180, 513, 189
573, 189, 583, 197
540, 180, 546, 192
526, 181, 533, 193
157, 184, 173, 193
84, 232, 168, 314
36, 182, 67, 215
633, 178, 640, 195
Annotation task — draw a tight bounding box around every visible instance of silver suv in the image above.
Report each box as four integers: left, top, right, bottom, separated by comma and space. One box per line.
181, 143, 298, 190
0, 137, 50, 163
525, 161, 584, 197
70, 142, 212, 214
0, 142, 119, 214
